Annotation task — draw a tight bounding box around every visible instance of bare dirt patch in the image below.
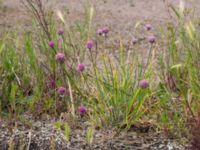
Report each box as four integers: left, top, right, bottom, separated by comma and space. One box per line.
1, 0, 200, 35
0, 116, 184, 150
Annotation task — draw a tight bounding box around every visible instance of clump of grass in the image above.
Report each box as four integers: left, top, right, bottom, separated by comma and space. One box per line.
76, 32, 158, 128
156, 1, 200, 146
0, 0, 156, 129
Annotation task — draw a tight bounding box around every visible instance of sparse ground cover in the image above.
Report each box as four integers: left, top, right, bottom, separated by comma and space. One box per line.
0, 0, 200, 149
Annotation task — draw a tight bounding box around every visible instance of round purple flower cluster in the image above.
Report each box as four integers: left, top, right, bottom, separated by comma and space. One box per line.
139, 79, 149, 89
144, 24, 152, 31
55, 52, 65, 63
97, 27, 110, 36
58, 86, 66, 95
132, 37, 138, 45
77, 63, 85, 72
86, 40, 93, 49
78, 106, 87, 116
148, 35, 156, 44
48, 40, 55, 48
97, 28, 103, 35
102, 27, 109, 34
58, 28, 64, 35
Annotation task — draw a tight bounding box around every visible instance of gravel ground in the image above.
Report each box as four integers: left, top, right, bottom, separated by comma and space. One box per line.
0, 115, 185, 150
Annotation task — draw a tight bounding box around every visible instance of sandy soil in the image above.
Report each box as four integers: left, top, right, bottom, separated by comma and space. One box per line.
1, 0, 200, 35
1, 0, 200, 59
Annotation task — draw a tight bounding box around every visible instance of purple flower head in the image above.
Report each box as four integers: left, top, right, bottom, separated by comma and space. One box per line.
139, 79, 149, 89
97, 28, 103, 35
77, 63, 85, 72
58, 86, 66, 95
58, 28, 64, 35
55, 52, 65, 63
148, 35, 156, 44
48, 40, 55, 48
102, 27, 109, 35
144, 24, 152, 31
78, 106, 87, 115
132, 37, 138, 45
86, 40, 93, 49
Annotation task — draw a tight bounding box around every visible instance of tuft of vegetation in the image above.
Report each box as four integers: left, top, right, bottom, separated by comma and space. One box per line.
0, 0, 200, 148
